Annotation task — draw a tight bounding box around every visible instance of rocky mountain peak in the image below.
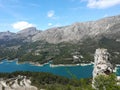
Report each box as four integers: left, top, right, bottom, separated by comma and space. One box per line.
16, 27, 41, 42
0, 31, 15, 40
17, 27, 40, 35
0, 31, 15, 35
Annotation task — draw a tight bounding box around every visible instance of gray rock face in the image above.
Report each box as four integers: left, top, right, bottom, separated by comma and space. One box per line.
92, 48, 113, 88
0, 75, 37, 90
16, 27, 41, 42
93, 48, 113, 77
0, 31, 16, 40
17, 27, 40, 37
0, 27, 41, 43
32, 15, 120, 43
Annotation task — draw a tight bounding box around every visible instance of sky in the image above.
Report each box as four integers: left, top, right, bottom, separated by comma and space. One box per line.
0, 0, 120, 32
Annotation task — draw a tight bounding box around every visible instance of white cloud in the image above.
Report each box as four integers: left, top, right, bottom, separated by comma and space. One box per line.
12, 21, 34, 30
103, 14, 108, 17
29, 3, 40, 7
53, 23, 62, 27
70, 6, 83, 10
47, 10, 55, 18
48, 23, 53, 26
47, 23, 62, 28
87, 0, 120, 9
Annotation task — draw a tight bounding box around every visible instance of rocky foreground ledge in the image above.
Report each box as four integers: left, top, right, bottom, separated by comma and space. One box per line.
0, 75, 37, 90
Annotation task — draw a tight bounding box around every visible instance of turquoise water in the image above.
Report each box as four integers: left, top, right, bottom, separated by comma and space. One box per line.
116, 66, 120, 76
0, 60, 93, 79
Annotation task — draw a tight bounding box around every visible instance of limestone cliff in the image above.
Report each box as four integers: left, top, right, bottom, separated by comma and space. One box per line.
93, 48, 113, 78
0, 75, 37, 90
92, 48, 113, 88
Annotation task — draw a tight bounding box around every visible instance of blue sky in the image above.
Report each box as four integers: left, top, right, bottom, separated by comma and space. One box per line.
0, 0, 120, 32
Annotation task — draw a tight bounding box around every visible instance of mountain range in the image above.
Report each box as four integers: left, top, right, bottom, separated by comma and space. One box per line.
0, 15, 120, 65
0, 15, 120, 43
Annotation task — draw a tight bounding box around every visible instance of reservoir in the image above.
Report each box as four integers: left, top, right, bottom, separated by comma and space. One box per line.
0, 60, 94, 79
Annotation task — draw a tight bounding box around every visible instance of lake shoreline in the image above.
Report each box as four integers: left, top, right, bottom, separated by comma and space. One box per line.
24, 61, 94, 67
50, 62, 94, 67
0, 59, 94, 67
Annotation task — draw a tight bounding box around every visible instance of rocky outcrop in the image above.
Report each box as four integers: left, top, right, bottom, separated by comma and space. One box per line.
92, 48, 113, 87
17, 27, 41, 38
0, 75, 37, 90
0, 27, 41, 43
93, 48, 113, 77
16, 27, 41, 42
0, 31, 16, 40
